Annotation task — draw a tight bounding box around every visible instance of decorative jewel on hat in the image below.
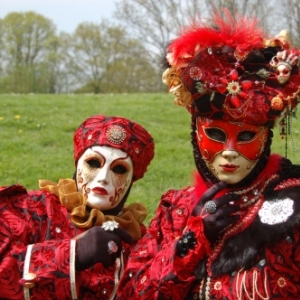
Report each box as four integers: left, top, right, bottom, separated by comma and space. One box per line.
106, 125, 126, 144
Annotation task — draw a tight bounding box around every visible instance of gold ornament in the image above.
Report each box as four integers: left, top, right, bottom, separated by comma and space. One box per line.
271, 96, 284, 110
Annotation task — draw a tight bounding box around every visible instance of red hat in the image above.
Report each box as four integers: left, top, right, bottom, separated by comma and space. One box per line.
163, 10, 300, 126
73, 115, 155, 181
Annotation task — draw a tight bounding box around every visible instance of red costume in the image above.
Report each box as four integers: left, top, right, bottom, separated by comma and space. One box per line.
0, 115, 154, 299
117, 11, 300, 299
0, 183, 144, 299
118, 154, 300, 299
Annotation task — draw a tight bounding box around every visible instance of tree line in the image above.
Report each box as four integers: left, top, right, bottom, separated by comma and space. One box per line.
0, 0, 299, 94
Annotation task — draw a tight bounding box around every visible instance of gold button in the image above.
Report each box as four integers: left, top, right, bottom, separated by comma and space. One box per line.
24, 282, 35, 289
23, 272, 36, 289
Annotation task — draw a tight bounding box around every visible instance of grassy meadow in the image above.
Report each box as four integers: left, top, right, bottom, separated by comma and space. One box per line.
1, 93, 300, 223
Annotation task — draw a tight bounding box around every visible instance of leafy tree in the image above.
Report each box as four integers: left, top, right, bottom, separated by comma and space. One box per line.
42, 34, 69, 93
0, 11, 57, 93
65, 20, 159, 93
100, 33, 161, 92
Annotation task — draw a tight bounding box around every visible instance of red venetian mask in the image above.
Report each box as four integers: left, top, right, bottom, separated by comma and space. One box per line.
196, 117, 269, 162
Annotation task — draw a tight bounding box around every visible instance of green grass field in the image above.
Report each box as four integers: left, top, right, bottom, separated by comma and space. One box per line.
1, 93, 300, 223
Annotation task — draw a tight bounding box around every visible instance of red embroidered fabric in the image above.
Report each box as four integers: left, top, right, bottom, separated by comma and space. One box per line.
0, 185, 143, 299
116, 154, 300, 299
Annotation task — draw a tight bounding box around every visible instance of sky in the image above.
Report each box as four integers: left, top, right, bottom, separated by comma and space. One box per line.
0, 0, 118, 33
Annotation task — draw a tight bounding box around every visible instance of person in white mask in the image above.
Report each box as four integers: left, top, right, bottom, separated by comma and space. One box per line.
0, 114, 154, 299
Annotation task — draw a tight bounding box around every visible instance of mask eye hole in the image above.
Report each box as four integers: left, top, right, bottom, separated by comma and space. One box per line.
112, 164, 128, 174
85, 158, 101, 168
205, 128, 226, 142
237, 131, 256, 142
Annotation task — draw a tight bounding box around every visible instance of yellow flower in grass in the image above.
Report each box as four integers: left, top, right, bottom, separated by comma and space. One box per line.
0, 117, 3, 121
14, 115, 20, 120
18, 129, 23, 133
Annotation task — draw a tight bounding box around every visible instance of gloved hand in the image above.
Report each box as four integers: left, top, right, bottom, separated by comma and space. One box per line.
192, 181, 240, 244
75, 226, 133, 270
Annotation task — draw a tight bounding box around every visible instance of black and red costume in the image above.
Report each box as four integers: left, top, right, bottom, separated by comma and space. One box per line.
117, 11, 300, 300
118, 154, 300, 299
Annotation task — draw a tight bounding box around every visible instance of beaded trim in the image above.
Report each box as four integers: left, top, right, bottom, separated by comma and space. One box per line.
198, 278, 211, 300
199, 278, 205, 300
274, 178, 300, 190
205, 277, 211, 300
232, 174, 278, 208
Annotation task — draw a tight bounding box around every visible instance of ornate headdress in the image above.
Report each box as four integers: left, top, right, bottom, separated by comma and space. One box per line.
74, 115, 155, 181
163, 10, 300, 127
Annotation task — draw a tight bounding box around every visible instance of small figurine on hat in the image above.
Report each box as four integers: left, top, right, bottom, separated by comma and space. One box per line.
0, 114, 154, 299
117, 10, 300, 299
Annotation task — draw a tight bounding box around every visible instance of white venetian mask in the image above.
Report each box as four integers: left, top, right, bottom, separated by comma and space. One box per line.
76, 145, 133, 210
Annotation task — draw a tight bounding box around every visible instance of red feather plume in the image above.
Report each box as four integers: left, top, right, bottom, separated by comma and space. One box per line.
168, 9, 267, 68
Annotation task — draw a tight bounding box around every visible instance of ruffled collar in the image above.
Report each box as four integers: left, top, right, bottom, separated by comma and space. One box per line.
39, 178, 147, 241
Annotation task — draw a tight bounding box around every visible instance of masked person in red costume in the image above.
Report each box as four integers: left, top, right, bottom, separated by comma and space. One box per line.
0, 114, 154, 299
117, 11, 300, 299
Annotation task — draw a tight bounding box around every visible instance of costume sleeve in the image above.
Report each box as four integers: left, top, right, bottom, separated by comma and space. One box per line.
117, 189, 211, 300
0, 185, 78, 300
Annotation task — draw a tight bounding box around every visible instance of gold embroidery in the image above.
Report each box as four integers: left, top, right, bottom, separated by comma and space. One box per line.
277, 276, 287, 288
236, 269, 270, 300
